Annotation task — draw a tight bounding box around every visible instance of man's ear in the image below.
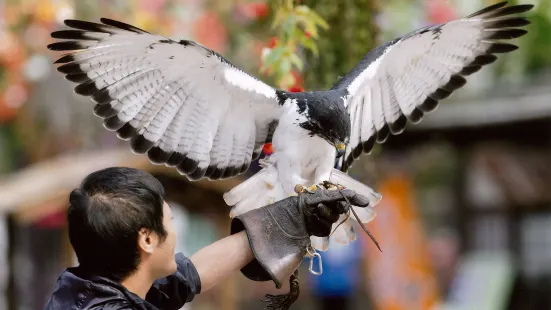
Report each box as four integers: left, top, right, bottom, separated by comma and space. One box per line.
137, 228, 156, 254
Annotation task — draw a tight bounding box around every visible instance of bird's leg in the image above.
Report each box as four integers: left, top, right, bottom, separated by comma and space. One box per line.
262, 269, 300, 310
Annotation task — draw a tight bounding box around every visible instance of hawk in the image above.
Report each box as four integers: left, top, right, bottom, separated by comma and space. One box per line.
48, 1, 532, 252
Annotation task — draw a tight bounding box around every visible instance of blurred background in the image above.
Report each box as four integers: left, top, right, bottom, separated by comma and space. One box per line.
0, 0, 550, 309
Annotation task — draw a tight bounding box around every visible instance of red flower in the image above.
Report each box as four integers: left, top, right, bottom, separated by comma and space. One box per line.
238, 2, 269, 20
252, 2, 269, 18
427, 0, 457, 24
304, 31, 312, 38
263, 143, 274, 155
268, 37, 278, 48
288, 86, 304, 93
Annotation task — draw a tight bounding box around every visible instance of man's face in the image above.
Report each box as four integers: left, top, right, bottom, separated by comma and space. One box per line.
149, 201, 178, 277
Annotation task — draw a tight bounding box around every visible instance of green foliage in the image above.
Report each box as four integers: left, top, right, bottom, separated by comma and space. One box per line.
260, 0, 329, 89
302, 0, 381, 90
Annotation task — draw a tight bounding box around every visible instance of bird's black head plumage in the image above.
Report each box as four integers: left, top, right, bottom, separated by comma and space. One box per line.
280, 90, 351, 145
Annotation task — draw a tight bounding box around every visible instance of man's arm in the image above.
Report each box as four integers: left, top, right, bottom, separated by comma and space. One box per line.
144, 231, 253, 309
190, 230, 254, 292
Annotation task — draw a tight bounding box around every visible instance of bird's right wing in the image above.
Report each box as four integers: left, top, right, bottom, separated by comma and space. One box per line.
48, 18, 285, 181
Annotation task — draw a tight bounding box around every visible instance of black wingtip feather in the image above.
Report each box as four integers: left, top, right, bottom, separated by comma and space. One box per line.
58, 62, 83, 74
74, 80, 99, 96
100, 18, 149, 34
188, 167, 207, 181
487, 18, 530, 28
64, 19, 112, 33
65, 73, 89, 83
147, 147, 173, 165
389, 114, 407, 135
91, 88, 113, 104
466, 2, 508, 18
485, 29, 527, 40
376, 125, 389, 143
130, 135, 155, 154
209, 168, 225, 180
407, 108, 424, 124
430, 88, 451, 101
443, 75, 467, 91
487, 43, 518, 53
116, 123, 137, 140
54, 54, 75, 64
419, 97, 439, 113
93, 103, 118, 118
486, 4, 534, 19
166, 153, 185, 167
47, 41, 85, 51
362, 136, 375, 154
176, 158, 199, 175
51, 30, 99, 41
103, 115, 126, 131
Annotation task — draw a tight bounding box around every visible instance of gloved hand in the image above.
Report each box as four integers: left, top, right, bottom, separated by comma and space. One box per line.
229, 186, 371, 289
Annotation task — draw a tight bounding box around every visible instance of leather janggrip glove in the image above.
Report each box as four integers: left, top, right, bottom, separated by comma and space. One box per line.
229, 187, 370, 289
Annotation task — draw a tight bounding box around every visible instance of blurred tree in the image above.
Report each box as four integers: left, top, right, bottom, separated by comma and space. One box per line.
301, 0, 381, 90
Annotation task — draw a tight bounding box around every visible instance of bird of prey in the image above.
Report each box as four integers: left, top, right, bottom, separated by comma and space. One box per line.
48, 1, 532, 252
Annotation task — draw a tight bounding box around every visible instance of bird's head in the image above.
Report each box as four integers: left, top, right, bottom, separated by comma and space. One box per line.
293, 92, 351, 158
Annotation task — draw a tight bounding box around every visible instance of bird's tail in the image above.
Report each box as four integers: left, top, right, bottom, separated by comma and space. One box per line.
311, 168, 382, 251
223, 163, 285, 218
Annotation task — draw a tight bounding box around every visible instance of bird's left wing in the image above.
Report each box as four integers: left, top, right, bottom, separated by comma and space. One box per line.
48, 18, 284, 181
333, 2, 532, 172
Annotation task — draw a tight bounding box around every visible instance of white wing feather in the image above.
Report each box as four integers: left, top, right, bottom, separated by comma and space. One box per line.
49, 18, 283, 181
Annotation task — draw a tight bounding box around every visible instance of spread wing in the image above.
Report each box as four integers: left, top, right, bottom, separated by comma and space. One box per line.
333, 1, 532, 172
48, 18, 284, 181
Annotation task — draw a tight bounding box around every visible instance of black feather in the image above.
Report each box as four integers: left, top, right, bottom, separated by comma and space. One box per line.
166, 152, 185, 167
375, 125, 389, 143
57, 62, 83, 74
188, 167, 207, 181
53, 54, 75, 64
100, 18, 150, 34
93, 103, 118, 118
50, 30, 102, 41
429, 88, 451, 101
103, 115, 126, 131
460, 65, 482, 76
388, 114, 407, 135
485, 29, 527, 40
485, 4, 534, 19
130, 135, 155, 154
116, 123, 137, 140
407, 108, 424, 123
362, 136, 375, 154
74, 80, 100, 96
487, 43, 518, 53
147, 147, 173, 164
419, 97, 438, 113
65, 73, 89, 83
64, 19, 113, 33
47, 41, 85, 51
176, 158, 199, 175
91, 88, 112, 104
466, 1, 508, 18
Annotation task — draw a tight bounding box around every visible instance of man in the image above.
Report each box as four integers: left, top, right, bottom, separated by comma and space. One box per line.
44, 167, 372, 309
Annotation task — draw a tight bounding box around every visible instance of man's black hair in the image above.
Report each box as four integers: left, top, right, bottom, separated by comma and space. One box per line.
68, 166, 167, 281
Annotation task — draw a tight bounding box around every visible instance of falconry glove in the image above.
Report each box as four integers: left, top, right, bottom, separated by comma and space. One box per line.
229, 187, 371, 289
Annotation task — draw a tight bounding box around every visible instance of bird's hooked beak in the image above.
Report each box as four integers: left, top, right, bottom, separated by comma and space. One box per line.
335, 142, 346, 158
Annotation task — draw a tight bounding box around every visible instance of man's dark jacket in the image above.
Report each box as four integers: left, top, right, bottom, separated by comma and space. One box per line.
44, 253, 201, 310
